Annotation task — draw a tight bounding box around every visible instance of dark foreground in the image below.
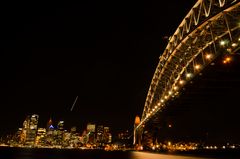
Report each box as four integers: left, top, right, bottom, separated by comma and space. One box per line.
0, 147, 240, 159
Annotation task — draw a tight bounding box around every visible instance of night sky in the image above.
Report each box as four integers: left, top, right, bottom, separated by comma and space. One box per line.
2, 0, 240, 143
155, 54, 240, 144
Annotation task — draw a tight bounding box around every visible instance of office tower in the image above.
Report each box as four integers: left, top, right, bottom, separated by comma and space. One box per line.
24, 114, 39, 146
103, 127, 112, 143
57, 121, 64, 131
118, 130, 130, 140
35, 128, 46, 146
96, 125, 104, 144
47, 118, 54, 130
86, 123, 96, 133
86, 123, 96, 144
70, 126, 77, 133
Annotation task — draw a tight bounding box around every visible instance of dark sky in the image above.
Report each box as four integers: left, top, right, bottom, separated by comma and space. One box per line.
155, 54, 240, 144
2, 0, 229, 137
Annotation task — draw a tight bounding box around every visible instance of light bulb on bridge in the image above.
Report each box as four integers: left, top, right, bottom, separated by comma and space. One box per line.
232, 43, 237, 47
157, 102, 160, 106
220, 40, 226, 46
179, 80, 184, 85
186, 73, 192, 78
168, 91, 172, 95
195, 64, 201, 70
164, 96, 168, 99
160, 99, 164, 103
205, 54, 212, 60
223, 56, 231, 64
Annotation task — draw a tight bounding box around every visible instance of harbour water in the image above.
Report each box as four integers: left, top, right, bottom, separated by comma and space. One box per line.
0, 147, 239, 159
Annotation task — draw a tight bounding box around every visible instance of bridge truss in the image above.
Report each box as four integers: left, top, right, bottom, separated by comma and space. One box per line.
134, 0, 240, 146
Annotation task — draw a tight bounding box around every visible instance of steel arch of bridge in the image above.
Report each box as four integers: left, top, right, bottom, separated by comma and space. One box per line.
134, 0, 240, 145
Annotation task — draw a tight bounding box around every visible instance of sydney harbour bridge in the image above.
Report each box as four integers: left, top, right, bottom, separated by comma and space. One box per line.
134, 0, 240, 148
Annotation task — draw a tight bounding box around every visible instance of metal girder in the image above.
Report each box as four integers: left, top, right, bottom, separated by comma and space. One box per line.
137, 0, 240, 134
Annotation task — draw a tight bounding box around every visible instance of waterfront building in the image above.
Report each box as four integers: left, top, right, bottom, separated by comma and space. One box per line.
35, 128, 46, 146
103, 127, 112, 143
21, 114, 39, 146
86, 123, 96, 144
57, 121, 64, 131
96, 125, 104, 144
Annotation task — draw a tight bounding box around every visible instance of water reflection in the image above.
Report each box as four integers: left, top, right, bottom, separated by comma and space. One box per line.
131, 151, 214, 159
0, 147, 237, 159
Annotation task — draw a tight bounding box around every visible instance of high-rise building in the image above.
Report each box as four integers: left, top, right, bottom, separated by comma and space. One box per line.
70, 126, 77, 133
35, 128, 46, 146
103, 127, 112, 143
86, 123, 96, 133
86, 123, 96, 144
57, 121, 64, 131
22, 114, 39, 146
96, 125, 104, 143
47, 118, 54, 131
118, 130, 130, 140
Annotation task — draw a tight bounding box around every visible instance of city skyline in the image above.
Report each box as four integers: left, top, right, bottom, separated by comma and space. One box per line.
1, 0, 240, 147
0, 1, 196, 136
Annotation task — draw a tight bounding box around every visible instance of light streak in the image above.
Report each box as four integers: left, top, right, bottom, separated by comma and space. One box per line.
70, 96, 78, 112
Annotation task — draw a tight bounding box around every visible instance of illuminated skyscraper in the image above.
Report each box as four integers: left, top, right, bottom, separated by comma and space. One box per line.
103, 127, 112, 143
86, 123, 96, 133
35, 128, 46, 146
57, 121, 64, 131
86, 123, 96, 144
46, 117, 54, 130
96, 125, 104, 143
23, 114, 39, 146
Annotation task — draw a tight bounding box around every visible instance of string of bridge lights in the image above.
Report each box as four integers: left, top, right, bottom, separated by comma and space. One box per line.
136, 37, 240, 129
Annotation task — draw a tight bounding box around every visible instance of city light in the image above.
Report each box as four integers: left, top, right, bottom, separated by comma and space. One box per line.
220, 40, 227, 46
232, 43, 238, 47
194, 64, 201, 70
179, 80, 184, 85
160, 99, 164, 103
186, 73, 192, 78
168, 91, 172, 95
164, 95, 168, 99
173, 86, 178, 90
168, 141, 171, 146
223, 56, 231, 64
205, 54, 212, 60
